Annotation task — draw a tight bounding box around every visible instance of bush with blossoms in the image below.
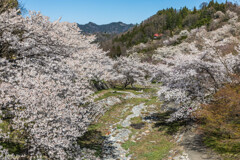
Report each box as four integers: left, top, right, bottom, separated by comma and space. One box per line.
0, 9, 155, 159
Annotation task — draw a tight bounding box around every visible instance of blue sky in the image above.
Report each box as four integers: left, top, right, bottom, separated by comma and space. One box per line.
20, 0, 232, 25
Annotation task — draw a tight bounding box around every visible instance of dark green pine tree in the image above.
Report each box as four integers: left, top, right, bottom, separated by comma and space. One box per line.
193, 7, 197, 14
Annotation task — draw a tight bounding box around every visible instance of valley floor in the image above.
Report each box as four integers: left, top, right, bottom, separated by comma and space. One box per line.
78, 84, 236, 160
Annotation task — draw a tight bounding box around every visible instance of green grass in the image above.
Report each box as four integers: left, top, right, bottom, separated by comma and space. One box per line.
116, 124, 124, 130
122, 113, 174, 160
142, 88, 157, 94
94, 85, 158, 98
122, 129, 174, 160
0, 121, 10, 133
94, 91, 126, 101
93, 85, 158, 102
112, 87, 144, 95
0, 120, 27, 154
127, 98, 148, 104
130, 117, 143, 124
79, 97, 151, 158
122, 140, 137, 150
144, 96, 161, 106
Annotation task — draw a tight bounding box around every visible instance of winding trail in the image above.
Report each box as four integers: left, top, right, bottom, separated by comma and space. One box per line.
81, 86, 223, 160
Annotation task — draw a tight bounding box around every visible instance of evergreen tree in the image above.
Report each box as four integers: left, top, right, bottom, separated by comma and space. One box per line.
193, 7, 197, 14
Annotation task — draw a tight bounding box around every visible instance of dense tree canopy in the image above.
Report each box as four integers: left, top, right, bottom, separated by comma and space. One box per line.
0, 5, 156, 159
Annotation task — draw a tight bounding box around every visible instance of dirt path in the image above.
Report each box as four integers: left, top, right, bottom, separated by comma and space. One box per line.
166, 123, 223, 160
180, 127, 222, 160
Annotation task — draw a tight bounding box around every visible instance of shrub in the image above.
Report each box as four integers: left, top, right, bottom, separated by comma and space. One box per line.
196, 82, 240, 139
195, 79, 240, 155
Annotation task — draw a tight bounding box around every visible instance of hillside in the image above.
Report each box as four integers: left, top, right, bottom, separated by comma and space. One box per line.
100, 1, 240, 58
77, 22, 134, 34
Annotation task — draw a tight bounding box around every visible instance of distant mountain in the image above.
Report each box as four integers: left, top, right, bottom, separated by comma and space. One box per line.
77, 22, 134, 34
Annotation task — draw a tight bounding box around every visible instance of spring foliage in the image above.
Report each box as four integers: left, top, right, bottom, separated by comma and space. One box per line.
0, 8, 155, 159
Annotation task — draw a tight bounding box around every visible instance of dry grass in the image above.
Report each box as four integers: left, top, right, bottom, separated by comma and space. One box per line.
216, 42, 239, 56
195, 82, 240, 159
122, 128, 174, 160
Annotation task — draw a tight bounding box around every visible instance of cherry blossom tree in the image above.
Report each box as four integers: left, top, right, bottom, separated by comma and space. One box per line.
155, 10, 240, 121
0, 8, 155, 159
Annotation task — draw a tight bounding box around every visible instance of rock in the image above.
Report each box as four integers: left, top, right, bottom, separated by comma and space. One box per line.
179, 30, 189, 37
121, 103, 147, 127
110, 129, 132, 143
142, 132, 147, 136
145, 130, 150, 133
150, 141, 156, 143
106, 97, 121, 106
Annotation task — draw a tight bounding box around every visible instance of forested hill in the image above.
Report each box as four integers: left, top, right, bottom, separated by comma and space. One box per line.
101, 0, 240, 58
77, 22, 134, 34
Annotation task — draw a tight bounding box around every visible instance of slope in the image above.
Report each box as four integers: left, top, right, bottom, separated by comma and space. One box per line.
100, 1, 239, 58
